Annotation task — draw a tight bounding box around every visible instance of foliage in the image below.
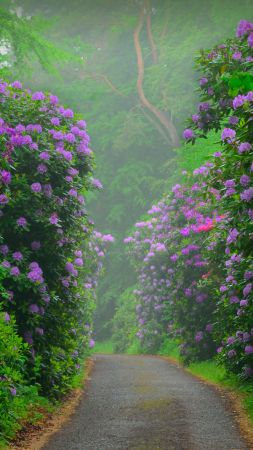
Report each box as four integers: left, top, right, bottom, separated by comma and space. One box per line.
0, 307, 48, 447
112, 287, 138, 353
0, 80, 112, 398
0, 6, 77, 78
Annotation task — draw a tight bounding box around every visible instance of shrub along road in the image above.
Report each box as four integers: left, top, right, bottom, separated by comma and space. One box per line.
42, 355, 248, 450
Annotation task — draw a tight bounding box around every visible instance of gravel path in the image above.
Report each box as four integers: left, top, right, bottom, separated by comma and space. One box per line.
43, 354, 248, 450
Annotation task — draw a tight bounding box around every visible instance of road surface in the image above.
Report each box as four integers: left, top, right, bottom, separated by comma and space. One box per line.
43, 354, 248, 450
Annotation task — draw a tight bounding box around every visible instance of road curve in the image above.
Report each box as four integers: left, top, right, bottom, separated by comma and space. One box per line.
42, 354, 248, 450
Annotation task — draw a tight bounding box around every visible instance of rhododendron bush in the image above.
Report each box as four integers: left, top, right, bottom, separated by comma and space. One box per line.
125, 20, 253, 379
0, 81, 112, 398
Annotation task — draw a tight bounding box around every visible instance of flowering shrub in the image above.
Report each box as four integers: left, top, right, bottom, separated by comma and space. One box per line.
125, 20, 253, 378
182, 19, 253, 378
0, 80, 111, 397
125, 176, 224, 361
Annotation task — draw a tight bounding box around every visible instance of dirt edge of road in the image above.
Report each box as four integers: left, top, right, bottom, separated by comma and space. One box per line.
8, 358, 94, 450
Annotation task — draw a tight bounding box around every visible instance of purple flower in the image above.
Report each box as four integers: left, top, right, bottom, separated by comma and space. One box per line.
2, 260, 10, 268
227, 228, 239, 244
10, 387, 17, 396
12, 80, 22, 89
31, 182, 42, 193
0, 194, 8, 205
232, 51, 242, 60
198, 102, 209, 111
10, 266, 20, 277
65, 262, 75, 274
244, 271, 253, 280
229, 116, 239, 125
0, 245, 9, 255
39, 152, 50, 160
49, 95, 59, 105
51, 117, 60, 126
4, 312, 10, 322
221, 128, 236, 142
31, 241, 41, 250
248, 33, 253, 47
240, 300, 248, 307
62, 108, 74, 118
243, 283, 252, 297
32, 91, 45, 101
49, 213, 59, 225
68, 189, 78, 197
205, 324, 213, 332
17, 217, 27, 227
236, 20, 253, 37
220, 285, 228, 293
199, 77, 208, 86
195, 331, 203, 343
77, 119, 86, 128
245, 345, 253, 354
240, 187, 253, 202
240, 175, 250, 186
29, 304, 39, 313
238, 142, 252, 154
27, 268, 43, 283
1, 170, 11, 184
37, 163, 47, 174
89, 339, 95, 348
64, 133, 76, 143
43, 184, 53, 198
12, 251, 23, 261
75, 258, 83, 267
91, 179, 103, 190
228, 349, 237, 358
224, 179, 235, 189
183, 128, 194, 140
192, 114, 200, 122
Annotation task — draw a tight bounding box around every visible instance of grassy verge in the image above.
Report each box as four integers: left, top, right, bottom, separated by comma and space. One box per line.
6, 357, 92, 450
93, 340, 114, 354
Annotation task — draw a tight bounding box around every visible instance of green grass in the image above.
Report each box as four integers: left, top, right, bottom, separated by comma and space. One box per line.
93, 340, 115, 354
158, 338, 181, 359
126, 338, 142, 354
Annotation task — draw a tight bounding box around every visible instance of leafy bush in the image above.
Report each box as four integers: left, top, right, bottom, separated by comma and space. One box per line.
0, 80, 109, 397
112, 287, 138, 353
125, 20, 253, 379
0, 307, 41, 447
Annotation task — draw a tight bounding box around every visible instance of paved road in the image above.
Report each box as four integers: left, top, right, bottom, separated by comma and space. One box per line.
43, 354, 248, 450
